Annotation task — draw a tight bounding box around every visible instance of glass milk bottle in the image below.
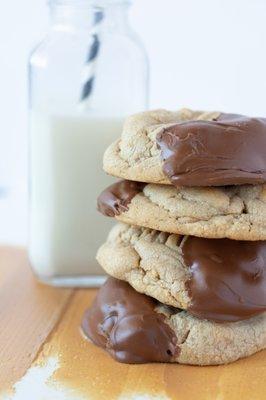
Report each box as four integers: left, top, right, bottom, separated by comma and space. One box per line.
29, 0, 149, 286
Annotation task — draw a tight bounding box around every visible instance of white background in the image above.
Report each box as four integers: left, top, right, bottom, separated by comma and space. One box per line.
1, 0, 266, 245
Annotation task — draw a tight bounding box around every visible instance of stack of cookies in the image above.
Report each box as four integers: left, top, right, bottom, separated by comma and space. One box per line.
82, 109, 266, 365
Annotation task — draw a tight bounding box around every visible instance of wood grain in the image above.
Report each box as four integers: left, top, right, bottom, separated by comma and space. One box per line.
0, 247, 73, 392
0, 247, 265, 399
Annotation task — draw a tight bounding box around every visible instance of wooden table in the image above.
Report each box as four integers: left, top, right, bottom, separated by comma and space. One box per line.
0, 247, 265, 400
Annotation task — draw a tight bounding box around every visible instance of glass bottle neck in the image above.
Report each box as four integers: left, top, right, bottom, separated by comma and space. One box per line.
49, 1, 130, 32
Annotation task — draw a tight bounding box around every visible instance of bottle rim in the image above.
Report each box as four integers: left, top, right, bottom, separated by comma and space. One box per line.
48, 0, 132, 7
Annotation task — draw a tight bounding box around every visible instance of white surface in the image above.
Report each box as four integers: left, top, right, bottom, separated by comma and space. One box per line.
29, 113, 121, 277
1, 0, 266, 245
4, 356, 168, 400
4, 357, 85, 400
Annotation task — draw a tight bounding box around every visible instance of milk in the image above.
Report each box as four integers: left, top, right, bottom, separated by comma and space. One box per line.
29, 112, 123, 285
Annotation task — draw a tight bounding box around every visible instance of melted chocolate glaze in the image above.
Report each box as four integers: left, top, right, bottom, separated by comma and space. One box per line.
183, 237, 266, 322
97, 180, 145, 217
82, 277, 178, 364
157, 113, 266, 186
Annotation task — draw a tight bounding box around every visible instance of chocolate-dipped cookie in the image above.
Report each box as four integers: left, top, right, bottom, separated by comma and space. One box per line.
82, 277, 266, 365
98, 180, 266, 241
96, 223, 266, 323
103, 109, 266, 187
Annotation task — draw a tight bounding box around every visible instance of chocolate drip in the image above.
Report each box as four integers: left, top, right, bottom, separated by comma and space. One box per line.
183, 237, 266, 322
97, 180, 145, 217
157, 113, 266, 186
82, 277, 178, 364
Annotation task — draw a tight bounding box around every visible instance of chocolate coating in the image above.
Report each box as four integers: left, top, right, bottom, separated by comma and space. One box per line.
97, 180, 145, 217
157, 113, 266, 186
82, 277, 178, 364
183, 237, 266, 322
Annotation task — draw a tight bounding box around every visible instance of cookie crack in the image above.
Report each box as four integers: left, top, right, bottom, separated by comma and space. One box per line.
180, 329, 191, 344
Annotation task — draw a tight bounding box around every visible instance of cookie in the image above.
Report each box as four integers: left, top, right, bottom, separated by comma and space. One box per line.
97, 223, 266, 322
98, 180, 266, 241
103, 109, 266, 187
82, 277, 266, 365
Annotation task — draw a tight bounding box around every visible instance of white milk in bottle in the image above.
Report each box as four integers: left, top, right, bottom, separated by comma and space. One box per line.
28, 0, 149, 285
29, 112, 123, 285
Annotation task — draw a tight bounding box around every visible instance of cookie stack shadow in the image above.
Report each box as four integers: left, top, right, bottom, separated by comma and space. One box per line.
82, 108, 266, 365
